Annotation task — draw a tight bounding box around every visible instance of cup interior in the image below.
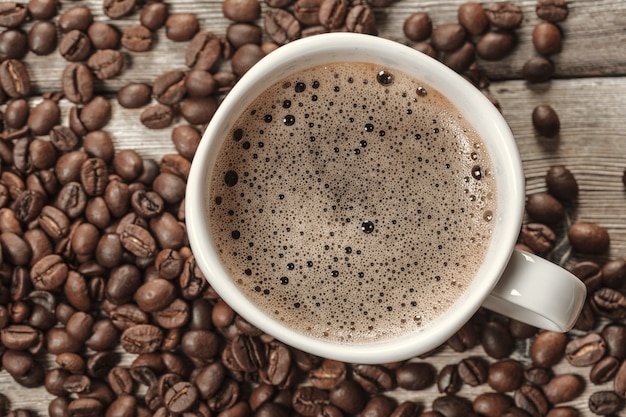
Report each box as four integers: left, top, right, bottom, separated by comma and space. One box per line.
186, 33, 525, 363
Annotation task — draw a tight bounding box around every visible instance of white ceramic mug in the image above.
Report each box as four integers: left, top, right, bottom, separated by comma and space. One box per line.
186, 33, 586, 364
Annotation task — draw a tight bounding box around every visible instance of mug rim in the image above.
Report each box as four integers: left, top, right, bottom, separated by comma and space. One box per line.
186, 33, 524, 363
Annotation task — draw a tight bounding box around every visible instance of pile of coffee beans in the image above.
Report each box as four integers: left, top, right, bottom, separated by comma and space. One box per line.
0, 1, 624, 416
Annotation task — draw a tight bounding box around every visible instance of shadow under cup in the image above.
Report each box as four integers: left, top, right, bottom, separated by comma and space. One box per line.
186, 33, 525, 364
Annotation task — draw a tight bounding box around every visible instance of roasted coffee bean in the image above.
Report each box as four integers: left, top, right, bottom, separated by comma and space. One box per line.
0, 29, 27, 60
403, 12, 432, 42
533, 22, 562, 56
62, 63, 94, 105
458, 356, 489, 387
525, 366, 553, 386
601, 323, 626, 359
134, 279, 176, 313
0, 3, 28, 28
121, 25, 152, 52
28, 22, 58, 56
141, 104, 174, 129
14, 189, 46, 223
119, 223, 157, 258
58, 6, 93, 33
141, 2, 168, 31
108, 367, 134, 395
570, 261, 603, 292
309, 359, 346, 390
0, 59, 30, 98
154, 298, 189, 330
473, 392, 513, 417
180, 96, 218, 125
509, 319, 537, 339
543, 373, 584, 404
28, 0, 57, 20
352, 364, 395, 394
185, 31, 223, 71
181, 329, 220, 364
614, 359, 626, 398
31, 254, 69, 291
165, 13, 199, 42
80, 158, 108, 196
80, 96, 113, 133
481, 321, 514, 359
49, 126, 79, 153
442, 42, 475, 73
476, 30, 516, 60
0, 324, 42, 351
46, 368, 71, 396
568, 222, 610, 254
432, 395, 472, 417
293, 0, 323, 26
602, 258, 626, 291
345, 5, 377, 35
521, 223, 556, 254
532, 104, 560, 137
84, 318, 119, 351
514, 384, 549, 417
63, 373, 91, 393
523, 56, 555, 83
329, 379, 367, 415
588, 390, 621, 415
231, 43, 265, 76
87, 49, 123, 80
264, 8, 301, 45
87, 22, 120, 50
395, 362, 436, 390
318, 0, 348, 29
59, 30, 92, 62
223, 0, 261, 22
4, 98, 29, 128
486, 2, 523, 29
545, 165, 578, 201
293, 386, 329, 417
103, 0, 136, 19
130, 190, 164, 218
121, 324, 163, 354
458, 2, 488, 35
68, 398, 103, 417
531, 331, 567, 367
591, 287, 626, 320
110, 303, 149, 331
536, 0, 569, 23
590, 356, 620, 384
437, 364, 461, 394
359, 395, 396, 417
526, 192, 565, 225
447, 321, 478, 352
117, 83, 151, 109
488, 359, 523, 392
430, 22, 466, 52
227, 23, 262, 49
65, 311, 94, 343
163, 381, 199, 413
184, 70, 217, 99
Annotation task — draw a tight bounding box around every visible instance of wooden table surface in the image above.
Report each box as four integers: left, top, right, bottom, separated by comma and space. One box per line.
1, 0, 626, 415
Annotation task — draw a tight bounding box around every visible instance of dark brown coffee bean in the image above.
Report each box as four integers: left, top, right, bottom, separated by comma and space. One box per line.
352, 364, 395, 394
62, 63, 94, 105
104, 179, 131, 217
545, 165, 578, 201
231, 43, 265, 76
112, 149, 143, 181
458, 356, 489, 387
0, 3, 28, 28
121, 324, 163, 354
0, 29, 27, 61
481, 321, 514, 359
589, 390, 621, 415
183, 70, 216, 99
140, 2, 168, 31
265, 8, 301, 45
14, 189, 46, 223
140, 104, 174, 129
154, 70, 187, 106
488, 359, 523, 392
536, 0, 569, 23
80, 158, 108, 196
523, 56, 555, 83
486, 2, 523, 29
533, 22, 562, 56
165, 13, 199, 42
458, 2, 488, 35
476, 30, 516, 60
614, 359, 626, 398
0, 324, 41, 351
568, 222, 610, 254
87, 49, 123, 80
130, 189, 164, 219
532, 104, 560, 137
318, 0, 348, 29
525, 192, 565, 225
602, 259, 626, 291
59, 30, 92, 62
58, 6, 93, 33
163, 381, 199, 413
329, 379, 367, 415
182, 329, 220, 365
0, 59, 30, 98
437, 364, 461, 395
227, 23, 262, 48
49, 126, 79, 153
346, 5, 377, 35
134, 279, 176, 313
68, 398, 103, 417
293, 0, 323, 26
108, 367, 134, 395
117, 83, 151, 109
121, 25, 152, 52
473, 392, 513, 417
570, 261, 603, 292
184, 32, 222, 72
4, 98, 28, 128
432, 395, 472, 417
293, 386, 329, 417
87, 22, 120, 50
119, 223, 157, 258
152, 172, 186, 204
430, 22, 466, 52
525, 366, 553, 386
28, 21, 58, 56
103, 0, 136, 19
521, 222, 556, 254
509, 319, 537, 339
447, 321, 478, 352
222, 0, 261, 22
601, 323, 626, 359
194, 362, 226, 399
30, 254, 68, 291
514, 384, 549, 417
442, 41, 475, 73
531, 331, 567, 367
28, 0, 57, 20
403, 12, 432, 42
543, 374, 584, 404
309, 359, 346, 390
79, 96, 112, 133
395, 362, 436, 391
0, 232, 32, 265
590, 356, 620, 385
591, 287, 626, 320
359, 395, 395, 417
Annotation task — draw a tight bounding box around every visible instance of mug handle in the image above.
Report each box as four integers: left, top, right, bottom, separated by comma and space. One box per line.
482, 249, 587, 332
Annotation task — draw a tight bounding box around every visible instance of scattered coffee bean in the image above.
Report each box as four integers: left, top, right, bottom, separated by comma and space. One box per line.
231, 43, 266, 76
165, 13, 200, 42
223, 0, 261, 23
488, 359, 523, 392
568, 222, 610, 254
430, 22, 467, 52
141, 104, 174, 129
525, 192, 565, 225
395, 362, 436, 391
264, 8, 301, 45
476, 30, 517, 60
543, 373, 584, 404
473, 392, 513, 417
536, 0, 569, 23
546, 165, 579, 201
523, 56, 555, 83
0, 59, 30, 98
117, 83, 152, 109
588, 390, 622, 415
458, 2, 488, 36
87, 22, 121, 50
533, 22, 562, 56
87, 49, 124, 80
485, 2, 524, 29
403, 12, 432, 42
532, 104, 560, 137
141, 2, 169, 31
530, 331, 567, 367
521, 222, 556, 253
121, 25, 153, 52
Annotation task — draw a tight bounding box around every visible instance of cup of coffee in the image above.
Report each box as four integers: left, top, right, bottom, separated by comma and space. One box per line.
186, 33, 586, 364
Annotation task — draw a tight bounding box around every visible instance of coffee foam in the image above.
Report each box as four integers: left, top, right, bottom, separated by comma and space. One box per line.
207, 62, 496, 343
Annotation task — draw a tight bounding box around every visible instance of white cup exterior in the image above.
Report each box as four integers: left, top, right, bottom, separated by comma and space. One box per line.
186, 33, 526, 363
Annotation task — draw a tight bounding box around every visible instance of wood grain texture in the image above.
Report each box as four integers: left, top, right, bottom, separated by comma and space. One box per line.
1, 0, 626, 415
